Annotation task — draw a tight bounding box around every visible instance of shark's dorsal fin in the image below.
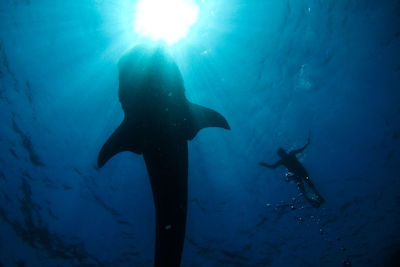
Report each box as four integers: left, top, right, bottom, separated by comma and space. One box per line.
186, 102, 230, 140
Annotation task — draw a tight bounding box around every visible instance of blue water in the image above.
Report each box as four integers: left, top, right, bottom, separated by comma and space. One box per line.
1, 0, 399, 266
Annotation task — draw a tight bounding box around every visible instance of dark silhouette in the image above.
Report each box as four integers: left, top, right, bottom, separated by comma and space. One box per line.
259, 138, 324, 208
97, 44, 230, 267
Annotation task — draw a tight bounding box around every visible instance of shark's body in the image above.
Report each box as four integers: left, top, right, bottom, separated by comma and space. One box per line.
98, 45, 230, 266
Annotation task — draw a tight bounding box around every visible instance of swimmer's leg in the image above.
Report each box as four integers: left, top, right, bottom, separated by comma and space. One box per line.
304, 177, 325, 204
285, 172, 295, 182
297, 177, 323, 208
296, 180, 307, 197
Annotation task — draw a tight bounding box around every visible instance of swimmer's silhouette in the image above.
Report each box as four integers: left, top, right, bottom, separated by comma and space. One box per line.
97, 44, 230, 266
259, 138, 324, 208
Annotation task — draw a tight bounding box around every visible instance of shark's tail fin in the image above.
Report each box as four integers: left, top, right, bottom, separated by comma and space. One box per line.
186, 102, 230, 140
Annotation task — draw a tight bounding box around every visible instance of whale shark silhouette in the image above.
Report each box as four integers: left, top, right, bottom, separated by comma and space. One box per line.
97, 44, 230, 266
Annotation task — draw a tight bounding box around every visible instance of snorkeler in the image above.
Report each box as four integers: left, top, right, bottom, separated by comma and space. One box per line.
259, 138, 324, 208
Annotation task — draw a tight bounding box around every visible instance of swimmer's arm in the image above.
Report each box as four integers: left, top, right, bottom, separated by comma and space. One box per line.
290, 137, 311, 155
259, 160, 283, 169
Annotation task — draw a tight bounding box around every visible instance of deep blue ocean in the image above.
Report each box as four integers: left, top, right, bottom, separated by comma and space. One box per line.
0, 0, 399, 266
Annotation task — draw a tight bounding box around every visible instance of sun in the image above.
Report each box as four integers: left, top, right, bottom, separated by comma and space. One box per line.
132, 0, 199, 44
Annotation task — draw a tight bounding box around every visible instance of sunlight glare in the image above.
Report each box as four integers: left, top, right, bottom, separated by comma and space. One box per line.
132, 0, 199, 44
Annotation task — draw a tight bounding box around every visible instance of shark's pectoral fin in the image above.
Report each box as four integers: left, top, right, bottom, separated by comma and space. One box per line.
97, 121, 142, 168
186, 102, 230, 140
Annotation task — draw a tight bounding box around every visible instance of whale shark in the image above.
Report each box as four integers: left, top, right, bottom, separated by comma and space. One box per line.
97, 44, 230, 266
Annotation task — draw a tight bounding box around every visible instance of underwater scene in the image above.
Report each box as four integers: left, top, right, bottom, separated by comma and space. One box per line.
0, 0, 399, 266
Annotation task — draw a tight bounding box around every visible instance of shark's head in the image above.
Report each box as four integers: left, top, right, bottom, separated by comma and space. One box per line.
117, 44, 185, 120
